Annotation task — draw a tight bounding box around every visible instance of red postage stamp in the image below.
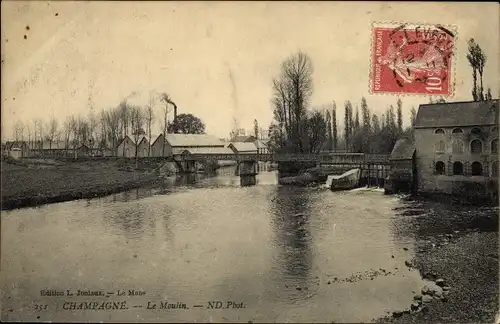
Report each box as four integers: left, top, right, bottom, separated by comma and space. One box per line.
370, 22, 456, 96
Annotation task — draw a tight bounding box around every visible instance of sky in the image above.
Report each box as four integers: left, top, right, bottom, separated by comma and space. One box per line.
1, 1, 499, 140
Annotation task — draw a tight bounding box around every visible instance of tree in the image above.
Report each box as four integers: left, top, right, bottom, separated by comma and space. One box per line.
332, 101, 338, 151
486, 88, 493, 100
467, 38, 487, 101
253, 119, 259, 138
344, 101, 350, 152
304, 110, 327, 154
270, 51, 313, 153
130, 105, 145, 160
361, 97, 371, 153
45, 118, 58, 149
325, 110, 333, 151
396, 98, 403, 133
14, 121, 24, 142
410, 106, 417, 127
145, 92, 157, 156
344, 101, 354, 152
354, 105, 360, 131
372, 113, 380, 134
267, 123, 283, 152
167, 113, 206, 134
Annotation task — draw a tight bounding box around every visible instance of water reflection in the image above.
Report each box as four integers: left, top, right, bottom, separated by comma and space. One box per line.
267, 186, 314, 304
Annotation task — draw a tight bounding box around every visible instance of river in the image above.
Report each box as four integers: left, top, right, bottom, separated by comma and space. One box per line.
1, 168, 495, 323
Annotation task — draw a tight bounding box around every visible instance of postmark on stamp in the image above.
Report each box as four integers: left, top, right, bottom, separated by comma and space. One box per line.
370, 22, 456, 96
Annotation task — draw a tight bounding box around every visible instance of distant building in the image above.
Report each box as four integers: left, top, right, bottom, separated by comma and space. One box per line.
228, 142, 258, 154
387, 138, 416, 193
230, 135, 257, 143
151, 133, 225, 157
30, 140, 70, 157
117, 136, 136, 158
413, 99, 499, 196
3, 141, 30, 158
254, 139, 270, 154
136, 136, 150, 157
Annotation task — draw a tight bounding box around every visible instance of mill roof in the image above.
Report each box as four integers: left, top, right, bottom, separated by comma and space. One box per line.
415, 99, 499, 128
229, 142, 258, 152
165, 134, 224, 147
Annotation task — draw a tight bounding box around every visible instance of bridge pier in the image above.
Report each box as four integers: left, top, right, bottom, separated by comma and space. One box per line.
182, 160, 196, 173
238, 161, 257, 186
239, 161, 257, 176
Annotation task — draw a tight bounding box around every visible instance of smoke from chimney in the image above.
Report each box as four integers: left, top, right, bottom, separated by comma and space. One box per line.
160, 93, 178, 121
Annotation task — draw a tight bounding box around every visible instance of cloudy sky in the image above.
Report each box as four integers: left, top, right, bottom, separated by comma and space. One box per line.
1, 1, 498, 140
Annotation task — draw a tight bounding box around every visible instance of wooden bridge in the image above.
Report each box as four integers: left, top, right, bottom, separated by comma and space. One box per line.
171, 151, 390, 164
168, 151, 391, 177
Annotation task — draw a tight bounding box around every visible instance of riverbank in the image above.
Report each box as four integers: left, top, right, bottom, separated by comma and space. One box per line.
375, 199, 498, 324
1, 158, 171, 211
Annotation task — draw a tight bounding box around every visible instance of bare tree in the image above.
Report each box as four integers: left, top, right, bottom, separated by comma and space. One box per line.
130, 106, 145, 167
35, 119, 44, 151
14, 121, 24, 142
26, 123, 32, 152
69, 116, 79, 158
63, 117, 73, 156
88, 110, 99, 150
270, 51, 313, 153
45, 118, 58, 149
104, 107, 121, 156
145, 91, 157, 156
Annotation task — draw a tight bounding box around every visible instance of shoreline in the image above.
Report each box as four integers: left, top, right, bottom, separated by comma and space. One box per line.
1, 158, 172, 212
1, 176, 163, 211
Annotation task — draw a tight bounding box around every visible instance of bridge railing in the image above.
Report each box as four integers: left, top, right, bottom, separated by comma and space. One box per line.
176, 152, 390, 164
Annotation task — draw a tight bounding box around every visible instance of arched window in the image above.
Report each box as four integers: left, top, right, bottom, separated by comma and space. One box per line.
491, 139, 498, 154
492, 161, 499, 177
470, 139, 482, 154
471, 162, 483, 176
452, 128, 463, 134
435, 140, 446, 153
471, 127, 482, 135
434, 128, 445, 134
452, 139, 464, 154
453, 161, 464, 175
435, 161, 445, 175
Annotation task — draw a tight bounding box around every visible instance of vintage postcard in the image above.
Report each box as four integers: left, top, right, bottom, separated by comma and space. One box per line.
1, 1, 499, 323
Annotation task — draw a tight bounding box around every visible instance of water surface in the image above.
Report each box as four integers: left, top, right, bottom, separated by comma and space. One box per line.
2, 169, 430, 323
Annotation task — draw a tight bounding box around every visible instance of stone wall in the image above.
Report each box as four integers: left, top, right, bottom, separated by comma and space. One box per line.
414, 125, 498, 194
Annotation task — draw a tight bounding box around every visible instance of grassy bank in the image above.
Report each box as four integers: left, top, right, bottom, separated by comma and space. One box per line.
1, 158, 171, 211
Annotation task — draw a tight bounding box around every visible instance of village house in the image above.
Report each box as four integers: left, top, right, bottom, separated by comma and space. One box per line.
150, 133, 225, 157
135, 136, 150, 157
228, 142, 258, 154
413, 99, 499, 197
3, 141, 31, 158
117, 135, 138, 158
